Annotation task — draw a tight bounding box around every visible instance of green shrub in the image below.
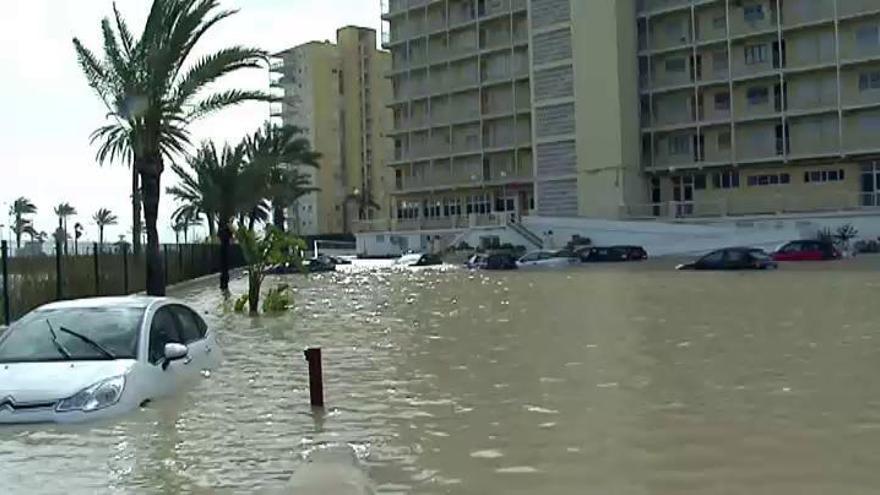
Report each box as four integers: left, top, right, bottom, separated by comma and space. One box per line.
262, 284, 293, 313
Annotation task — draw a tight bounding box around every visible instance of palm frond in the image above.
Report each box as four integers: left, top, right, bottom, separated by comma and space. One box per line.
173, 46, 266, 106
185, 89, 275, 121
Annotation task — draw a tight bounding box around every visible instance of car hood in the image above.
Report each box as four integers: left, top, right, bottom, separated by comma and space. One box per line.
0, 360, 137, 403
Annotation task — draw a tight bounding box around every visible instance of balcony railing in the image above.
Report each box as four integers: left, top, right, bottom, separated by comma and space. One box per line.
622, 192, 873, 220
354, 214, 506, 233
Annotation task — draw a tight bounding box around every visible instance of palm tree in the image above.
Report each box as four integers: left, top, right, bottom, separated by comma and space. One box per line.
8, 197, 37, 249
171, 211, 201, 244
244, 123, 320, 231
53, 203, 77, 254
185, 141, 268, 290
92, 208, 119, 245
167, 162, 216, 239
73, 0, 271, 296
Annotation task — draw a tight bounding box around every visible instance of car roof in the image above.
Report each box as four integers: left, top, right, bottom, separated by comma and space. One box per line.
38, 296, 171, 312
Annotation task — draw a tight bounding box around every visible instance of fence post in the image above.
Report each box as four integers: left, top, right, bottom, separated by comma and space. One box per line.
122, 244, 129, 294
2, 241, 10, 326
55, 241, 63, 300
178, 245, 183, 281
93, 242, 100, 296
163, 244, 169, 286
303, 348, 325, 408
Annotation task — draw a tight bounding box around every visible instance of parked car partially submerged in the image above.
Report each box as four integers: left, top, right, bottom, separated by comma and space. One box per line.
395, 253, 443, 267
677, 247, 778, 271
578, 246, 648, 262
772, 240, 841, 262
0, 297, 221, 424
517, 250, 579, 269
466, 253, 518, 270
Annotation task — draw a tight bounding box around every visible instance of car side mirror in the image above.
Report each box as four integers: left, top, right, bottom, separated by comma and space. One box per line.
163, 343, 188, 370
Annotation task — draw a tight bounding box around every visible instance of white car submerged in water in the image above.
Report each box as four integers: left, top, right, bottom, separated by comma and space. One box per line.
516, 250, 579, 269
0, 297, 221, 424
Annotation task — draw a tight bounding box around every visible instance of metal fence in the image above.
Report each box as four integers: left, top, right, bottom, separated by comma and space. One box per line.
0, 241, 244, 325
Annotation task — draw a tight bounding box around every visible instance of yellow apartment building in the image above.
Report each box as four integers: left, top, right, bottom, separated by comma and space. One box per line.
270, 26, 394, 235
380, 0, 880, 227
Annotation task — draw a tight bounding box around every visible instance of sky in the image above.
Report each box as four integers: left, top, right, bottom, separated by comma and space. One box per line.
0, 0, 382, 245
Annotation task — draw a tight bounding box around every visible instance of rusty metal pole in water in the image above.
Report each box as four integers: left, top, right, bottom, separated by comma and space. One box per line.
304, 348, 324, 408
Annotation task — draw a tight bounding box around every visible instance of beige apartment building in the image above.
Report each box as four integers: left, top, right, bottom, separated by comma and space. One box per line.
638, 0, 880, 218
381, 0, 880, 227
270, 26, 394, 235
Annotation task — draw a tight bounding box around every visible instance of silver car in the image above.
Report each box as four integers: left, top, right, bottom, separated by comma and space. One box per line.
0, 297, 221, 424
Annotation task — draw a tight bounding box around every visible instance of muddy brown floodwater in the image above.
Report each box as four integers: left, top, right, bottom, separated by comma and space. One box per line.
3, 257, 880, 494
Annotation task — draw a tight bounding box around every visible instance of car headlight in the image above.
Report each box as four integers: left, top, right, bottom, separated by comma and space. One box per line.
56, 376, 126, 413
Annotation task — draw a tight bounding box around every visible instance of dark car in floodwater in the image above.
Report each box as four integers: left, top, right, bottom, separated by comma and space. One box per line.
466, 253, 518, 270
677, 248, 778, 271
578, 246, 648, 263
266, 255, 337, 275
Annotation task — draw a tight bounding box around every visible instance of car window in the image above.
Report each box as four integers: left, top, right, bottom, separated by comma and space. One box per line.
782, 242, 801, 253
148, 307, 183, 365
750, 250, 770, 260
726, 250, 747, 263
539, 252, 553, 260
700, 250, 725, 264
0, 307, 143, 363
170, 305, 206, 344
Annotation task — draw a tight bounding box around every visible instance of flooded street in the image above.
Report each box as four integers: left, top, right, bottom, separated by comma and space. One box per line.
3, 258, 880, 494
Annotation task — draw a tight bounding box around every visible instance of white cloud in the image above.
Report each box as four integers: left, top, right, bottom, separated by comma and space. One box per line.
0, 0, 381, 244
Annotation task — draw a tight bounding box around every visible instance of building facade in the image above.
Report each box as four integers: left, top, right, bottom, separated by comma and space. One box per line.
638, 0, 880, 219
382, 0, 880, 227
270, 26, 394, 235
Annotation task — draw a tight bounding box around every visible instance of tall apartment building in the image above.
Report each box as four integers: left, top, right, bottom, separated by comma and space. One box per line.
270, 26, 394, 235
638, 0, 880, 218
383, 0, 880, 226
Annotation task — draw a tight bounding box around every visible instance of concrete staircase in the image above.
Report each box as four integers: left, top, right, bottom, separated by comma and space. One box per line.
507, 221, 544, 249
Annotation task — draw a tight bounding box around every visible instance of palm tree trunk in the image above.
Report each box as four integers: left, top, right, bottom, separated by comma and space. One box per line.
99, 227, 104, 246
207, 217, 216, 239
218, 223, 231, 291
63, 218, 69, 255
273, 203, 286, 231
140, 162, 165, 296
15, 215, 22, 249
132, 168, 142, 255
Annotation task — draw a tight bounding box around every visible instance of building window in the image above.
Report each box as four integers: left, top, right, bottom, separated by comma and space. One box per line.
859, 71, 880, 91
713, 15, 726, 30
444, 197, 463, 217
665, 57, 687, 73
423, 200, 442, 218
859, 114, 880, 131
665, 20, 684, 42
804, 169, 846, 184
714, 92, 731, 110
743, 4, 765, 22
747, 173, 790, 186
713, 50, 729, 72
668, 135, 690, 155
694, 174, 707, 190
466, 194, 491, 215
397, 201, 420, 220
718, 131, 732, 150
713, 170, 740, 189
747, 86, 770, 105
744, 44, 768, 65
857, 25, 880, 50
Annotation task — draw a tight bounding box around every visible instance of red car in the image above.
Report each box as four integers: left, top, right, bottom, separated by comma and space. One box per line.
772, 240, 841, 262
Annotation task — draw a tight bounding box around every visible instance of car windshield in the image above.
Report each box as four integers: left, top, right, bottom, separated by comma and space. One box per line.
750, 250, 770, 260
0, 306, 144, 363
